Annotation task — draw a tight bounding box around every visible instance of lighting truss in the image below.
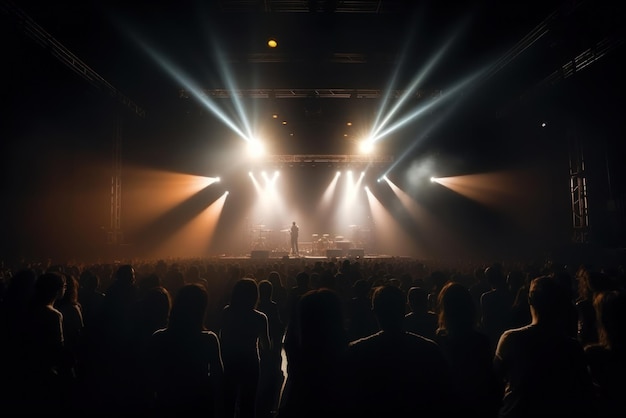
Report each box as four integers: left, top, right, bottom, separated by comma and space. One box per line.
261, 154, 393, 168
179, 88, 441, 100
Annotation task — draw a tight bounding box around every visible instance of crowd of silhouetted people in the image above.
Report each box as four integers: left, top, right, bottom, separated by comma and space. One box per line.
1, 254, 625, 417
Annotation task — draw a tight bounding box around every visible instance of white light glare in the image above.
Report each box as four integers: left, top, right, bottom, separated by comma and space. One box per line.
359, 140, 374, 154
248, 140, 265, 158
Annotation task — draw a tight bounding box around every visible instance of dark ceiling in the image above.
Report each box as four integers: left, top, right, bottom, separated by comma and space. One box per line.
8, 0, 620, 97
4, 0, 625, 172
3, 0, 625, 156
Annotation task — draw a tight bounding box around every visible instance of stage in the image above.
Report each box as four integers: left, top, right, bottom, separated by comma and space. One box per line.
214, 249, 396, 262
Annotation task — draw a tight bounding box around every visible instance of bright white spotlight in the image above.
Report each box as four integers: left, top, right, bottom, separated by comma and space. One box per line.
359, 140, 375, 154
430, 176, 436, 183
215, 177, 221, 183
248, 140, 265, 158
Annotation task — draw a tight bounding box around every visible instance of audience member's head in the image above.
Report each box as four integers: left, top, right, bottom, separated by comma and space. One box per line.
229, 278, 259, 311
168, 283, 208, 332
594, 290, 626, 350
485, 262, 506, 289
298, 288, 346, 355
258, 279, 273, 302
114, 264, 136, 285
528, 275, 570, 324
407, 286, 430, 314
268, 270, 282, 287
436, 281, 476, 335
141, 286, 172, 331
34, 271, 66, 306
79, 269, 100, 292
372, 285, 406, 331
296, 271, 310, 289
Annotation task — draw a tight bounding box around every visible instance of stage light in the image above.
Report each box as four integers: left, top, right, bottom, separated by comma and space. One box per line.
247, 140, 265, 158
359, 140, 374, 154
268, 39, 277, 48
430, 176, 436, 183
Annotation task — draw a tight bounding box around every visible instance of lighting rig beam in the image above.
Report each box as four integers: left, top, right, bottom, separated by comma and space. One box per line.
260, 154, 393, 169
179, 88, 442, 100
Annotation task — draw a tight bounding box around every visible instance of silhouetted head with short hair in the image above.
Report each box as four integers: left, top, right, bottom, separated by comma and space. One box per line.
268, 270, 282, 287
229, 278, 259, 311
298, 288, 346, 355
485, 262, 506, 289
34, 271, 66, 306
296, 271, 309, 289
528, 275, 570, 325
258, 279, 273, 302
372, 284, 406, 332
115, 264, 136, 285
407, 286, 430, 314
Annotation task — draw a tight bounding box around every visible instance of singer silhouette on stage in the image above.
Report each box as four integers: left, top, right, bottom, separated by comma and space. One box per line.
290, 221, 299, 256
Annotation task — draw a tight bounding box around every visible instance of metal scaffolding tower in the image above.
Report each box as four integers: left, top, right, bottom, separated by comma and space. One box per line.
109, 117, 124, 245
568, 129, 589, 243
2, 0, 145, 246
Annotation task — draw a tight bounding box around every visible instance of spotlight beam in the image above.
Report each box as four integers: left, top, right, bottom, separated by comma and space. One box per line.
370, 10, 425, 134
371, 33, 460, 140
364, 187, 417, 256
212, 45, 254, 140
132, 37, 248, 141
373, 67, 485, 143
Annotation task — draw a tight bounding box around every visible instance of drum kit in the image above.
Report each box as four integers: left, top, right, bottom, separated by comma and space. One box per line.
249, 223, 369, 254
311, 233, 332, 255
251, 224, 273, 249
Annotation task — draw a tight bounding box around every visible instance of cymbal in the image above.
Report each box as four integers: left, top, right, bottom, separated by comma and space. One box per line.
281, 229, 290, 232
255, 224, 266, 227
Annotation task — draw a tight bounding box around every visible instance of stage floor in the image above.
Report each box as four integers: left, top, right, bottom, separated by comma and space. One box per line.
218, 253, 396, 261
